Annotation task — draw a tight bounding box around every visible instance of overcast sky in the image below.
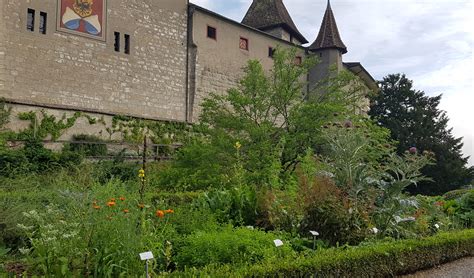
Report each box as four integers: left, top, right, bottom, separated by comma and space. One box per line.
191, 0, 474, 166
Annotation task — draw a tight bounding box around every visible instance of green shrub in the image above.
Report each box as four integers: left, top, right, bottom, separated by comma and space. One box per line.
174, 226, 295, 269
67, 134, 108, 157
169, 229, 474, 277
194, 185, 258, 226
444, 189, 470, 200
457, 191, 474, 227
0, 141, 83, 177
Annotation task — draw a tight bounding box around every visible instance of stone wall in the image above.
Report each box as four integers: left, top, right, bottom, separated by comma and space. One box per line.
0, 0, 188, 122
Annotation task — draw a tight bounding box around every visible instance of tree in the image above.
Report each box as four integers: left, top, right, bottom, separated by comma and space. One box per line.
159, 48, 366, 190
369, 73, 473, 195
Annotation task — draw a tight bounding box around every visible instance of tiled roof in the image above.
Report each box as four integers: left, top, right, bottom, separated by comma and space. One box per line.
309, 1, 347, 54
242, 0, 308, 44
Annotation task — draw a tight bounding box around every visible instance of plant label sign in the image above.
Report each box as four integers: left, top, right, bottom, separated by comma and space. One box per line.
139, 251, 154, 261
273, 239, 284, 247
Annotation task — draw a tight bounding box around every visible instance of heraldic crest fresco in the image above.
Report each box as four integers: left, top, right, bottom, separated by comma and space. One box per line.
57, 0, 106, 40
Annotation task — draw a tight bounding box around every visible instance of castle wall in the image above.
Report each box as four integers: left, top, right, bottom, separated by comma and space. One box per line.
188, 8, 305, 122
0, 0, 189, 123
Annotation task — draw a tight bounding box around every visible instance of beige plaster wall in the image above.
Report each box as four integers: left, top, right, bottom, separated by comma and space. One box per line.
189, 9, 305, 122
0, 0, 189, 122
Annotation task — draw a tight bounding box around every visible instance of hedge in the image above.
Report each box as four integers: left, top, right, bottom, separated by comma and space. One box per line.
165, 229, 474, 277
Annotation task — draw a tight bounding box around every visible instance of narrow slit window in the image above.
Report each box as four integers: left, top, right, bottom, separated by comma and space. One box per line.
39, 12, 47, 34
239, 37, 249, 51
114, 32, 120, 52
27, 9, 35, 32
268, 47, 275, 58
124, 34, 130, 54
207, 26, 216, 40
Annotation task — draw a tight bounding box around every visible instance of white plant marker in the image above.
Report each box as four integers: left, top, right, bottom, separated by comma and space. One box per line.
310, 231, 319, 250
139, 251, 154, 278
273, 239, 284, 247
372, 227, 379, 234
434, 223, 440, 229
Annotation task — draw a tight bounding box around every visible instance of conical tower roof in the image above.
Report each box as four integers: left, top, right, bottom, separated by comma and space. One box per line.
309, 0, 347, 54
242, 0, 308, 44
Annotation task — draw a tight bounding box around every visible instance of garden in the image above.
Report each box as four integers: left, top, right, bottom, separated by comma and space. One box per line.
1, 49, 473, 277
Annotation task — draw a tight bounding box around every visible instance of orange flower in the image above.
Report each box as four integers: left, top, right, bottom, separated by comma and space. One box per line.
93, 205, 101, 210
156, 210, 165, 218
123, 209, 129, 213
107, 201, 116, 207
119, 197, 126, 201
138, 204, 145, 209
165, 209, 174, 214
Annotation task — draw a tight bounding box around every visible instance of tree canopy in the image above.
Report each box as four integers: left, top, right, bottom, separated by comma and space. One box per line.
369, 73, 473, 195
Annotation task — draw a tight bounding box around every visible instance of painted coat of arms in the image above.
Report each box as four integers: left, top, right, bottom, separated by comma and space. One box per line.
57, 0, 106, 41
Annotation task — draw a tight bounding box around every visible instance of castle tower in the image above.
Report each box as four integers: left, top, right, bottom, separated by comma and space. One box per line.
242, 0, 308, 45
308, 0, 347, 93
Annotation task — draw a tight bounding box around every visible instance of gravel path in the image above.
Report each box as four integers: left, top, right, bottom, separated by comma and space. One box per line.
401, 256, 474, 278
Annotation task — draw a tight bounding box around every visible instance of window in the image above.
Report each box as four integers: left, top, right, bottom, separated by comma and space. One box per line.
239, 37, 249, 51
39, 12, 47, 34
294, 56, 302, 65
207, 26, 216, 40
124, 34, 130, 55
268, 47, 275, 58
114, 32, 120, 52
27, 9, 35, 32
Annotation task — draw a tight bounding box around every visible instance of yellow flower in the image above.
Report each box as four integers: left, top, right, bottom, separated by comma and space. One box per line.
138, 169, 145, 178
235, 141, 242, 150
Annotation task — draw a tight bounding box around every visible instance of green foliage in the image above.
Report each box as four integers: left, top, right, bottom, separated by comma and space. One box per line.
67, 134, 108, 157
110, 115, 197, 144
174, 226, 295, 269
195, 185, 258, 226
169, 229, 474, 277
163, 48, 364, 191
369, 73, 473, 195
0, 140, 83, 177
15, 181, 177, 277
372, 152, 434, 238
13, 111, 83, 141
298, 174, 370, 245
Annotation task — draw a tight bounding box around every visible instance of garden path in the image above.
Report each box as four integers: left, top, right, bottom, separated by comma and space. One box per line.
401, 256, 473, 278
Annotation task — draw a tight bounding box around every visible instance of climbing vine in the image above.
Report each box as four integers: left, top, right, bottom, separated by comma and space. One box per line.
11, 110, 100, 141
109, 115, 202, 144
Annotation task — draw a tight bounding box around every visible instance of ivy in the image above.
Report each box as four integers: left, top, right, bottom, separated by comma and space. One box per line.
110, 115, 200, 144
12, 110, 101, 141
